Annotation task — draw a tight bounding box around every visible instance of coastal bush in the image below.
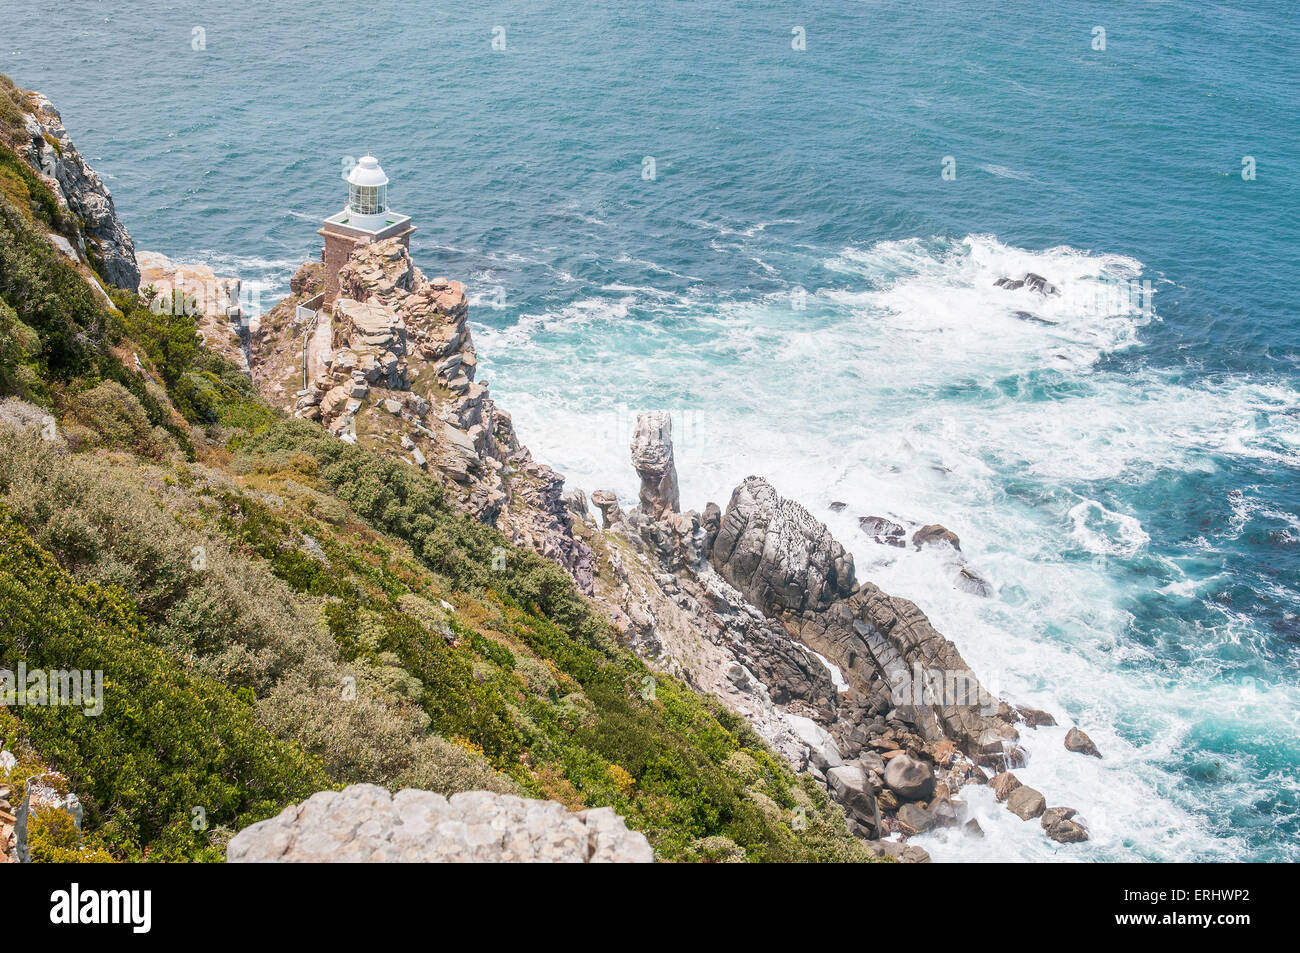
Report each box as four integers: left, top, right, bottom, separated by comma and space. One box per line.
27, 809, 116, 863
0, 199, 101, 383
0, 298, 40, 396
0, 74, 25, 133
65, 380, 177, 459
0, 505, 328, 859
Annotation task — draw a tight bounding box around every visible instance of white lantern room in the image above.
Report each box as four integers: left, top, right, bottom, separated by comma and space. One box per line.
345, 155, 389, 228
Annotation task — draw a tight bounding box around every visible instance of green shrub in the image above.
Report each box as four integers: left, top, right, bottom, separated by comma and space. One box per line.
66, 379, 176, 458
0, 505, 328, 859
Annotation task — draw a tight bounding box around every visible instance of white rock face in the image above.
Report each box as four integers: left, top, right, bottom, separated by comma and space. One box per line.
227, 784, 654, 863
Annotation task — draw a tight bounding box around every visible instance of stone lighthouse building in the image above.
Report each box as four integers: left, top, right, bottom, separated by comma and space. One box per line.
318, 155, 415, 306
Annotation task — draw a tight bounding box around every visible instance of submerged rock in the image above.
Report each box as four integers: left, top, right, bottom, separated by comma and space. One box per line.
994, 272, 1059, 296
860, 515, 907, 546
912, 523, 961, 552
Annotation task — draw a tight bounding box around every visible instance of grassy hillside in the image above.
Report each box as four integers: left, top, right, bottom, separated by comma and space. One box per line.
0, 116, 874, 862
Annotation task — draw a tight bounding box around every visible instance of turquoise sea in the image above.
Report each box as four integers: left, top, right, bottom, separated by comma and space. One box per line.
4, 0, 1297, 861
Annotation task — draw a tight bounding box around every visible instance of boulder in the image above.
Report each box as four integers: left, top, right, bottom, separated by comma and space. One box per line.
1041, 806, 1089, 843
1065, 726, 1102, 758
629, 411, 680, 519
896, 802, 934, 835
991, 771, 1022, 803
928, 797, 960, 829
711, 476, 856, 614
826, 765, 881, 838
883, 754, 935, 802
912, 524, 961, 552
228, 784, 653, 863
1006, 785, 1046, 820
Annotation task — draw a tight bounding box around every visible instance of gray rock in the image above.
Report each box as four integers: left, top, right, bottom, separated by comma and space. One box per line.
590, 489, 623, 528
710, 476, 856, 614
1006, 785, 1046, 820
826, 764, 881, 838
20, 93, 139, 290
856, 751, 886, 776
563, 489, 589, 519
1065, 726, 1102, 758
228, 784, 654, 863
630, 411, 680, 519
883, 754, 935, 802
896, 802, 934, 835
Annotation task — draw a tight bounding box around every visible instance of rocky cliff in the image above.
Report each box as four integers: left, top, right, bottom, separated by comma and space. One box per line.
249, 240, 594, 593
10, 89, 139, 290
0, 75, 1096, 860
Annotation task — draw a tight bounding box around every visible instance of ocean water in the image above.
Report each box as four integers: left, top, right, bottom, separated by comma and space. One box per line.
5, 0, 1298, 861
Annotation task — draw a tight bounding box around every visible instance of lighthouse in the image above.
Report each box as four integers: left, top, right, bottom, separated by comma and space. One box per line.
318, 155, 415, 306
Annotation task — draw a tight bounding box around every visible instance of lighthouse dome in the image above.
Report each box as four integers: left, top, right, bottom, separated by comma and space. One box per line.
346, 155, 389, 217
347, 155, 389, 187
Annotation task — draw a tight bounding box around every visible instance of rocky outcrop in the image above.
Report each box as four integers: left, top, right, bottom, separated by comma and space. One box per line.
629, 410, 681, 520
630, 411, 680, 519
227, 784, 653, 863
16, 91, 139, 290
136, 251, 250, 373
711, 476, 856, 614
250, 239, 594, 593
